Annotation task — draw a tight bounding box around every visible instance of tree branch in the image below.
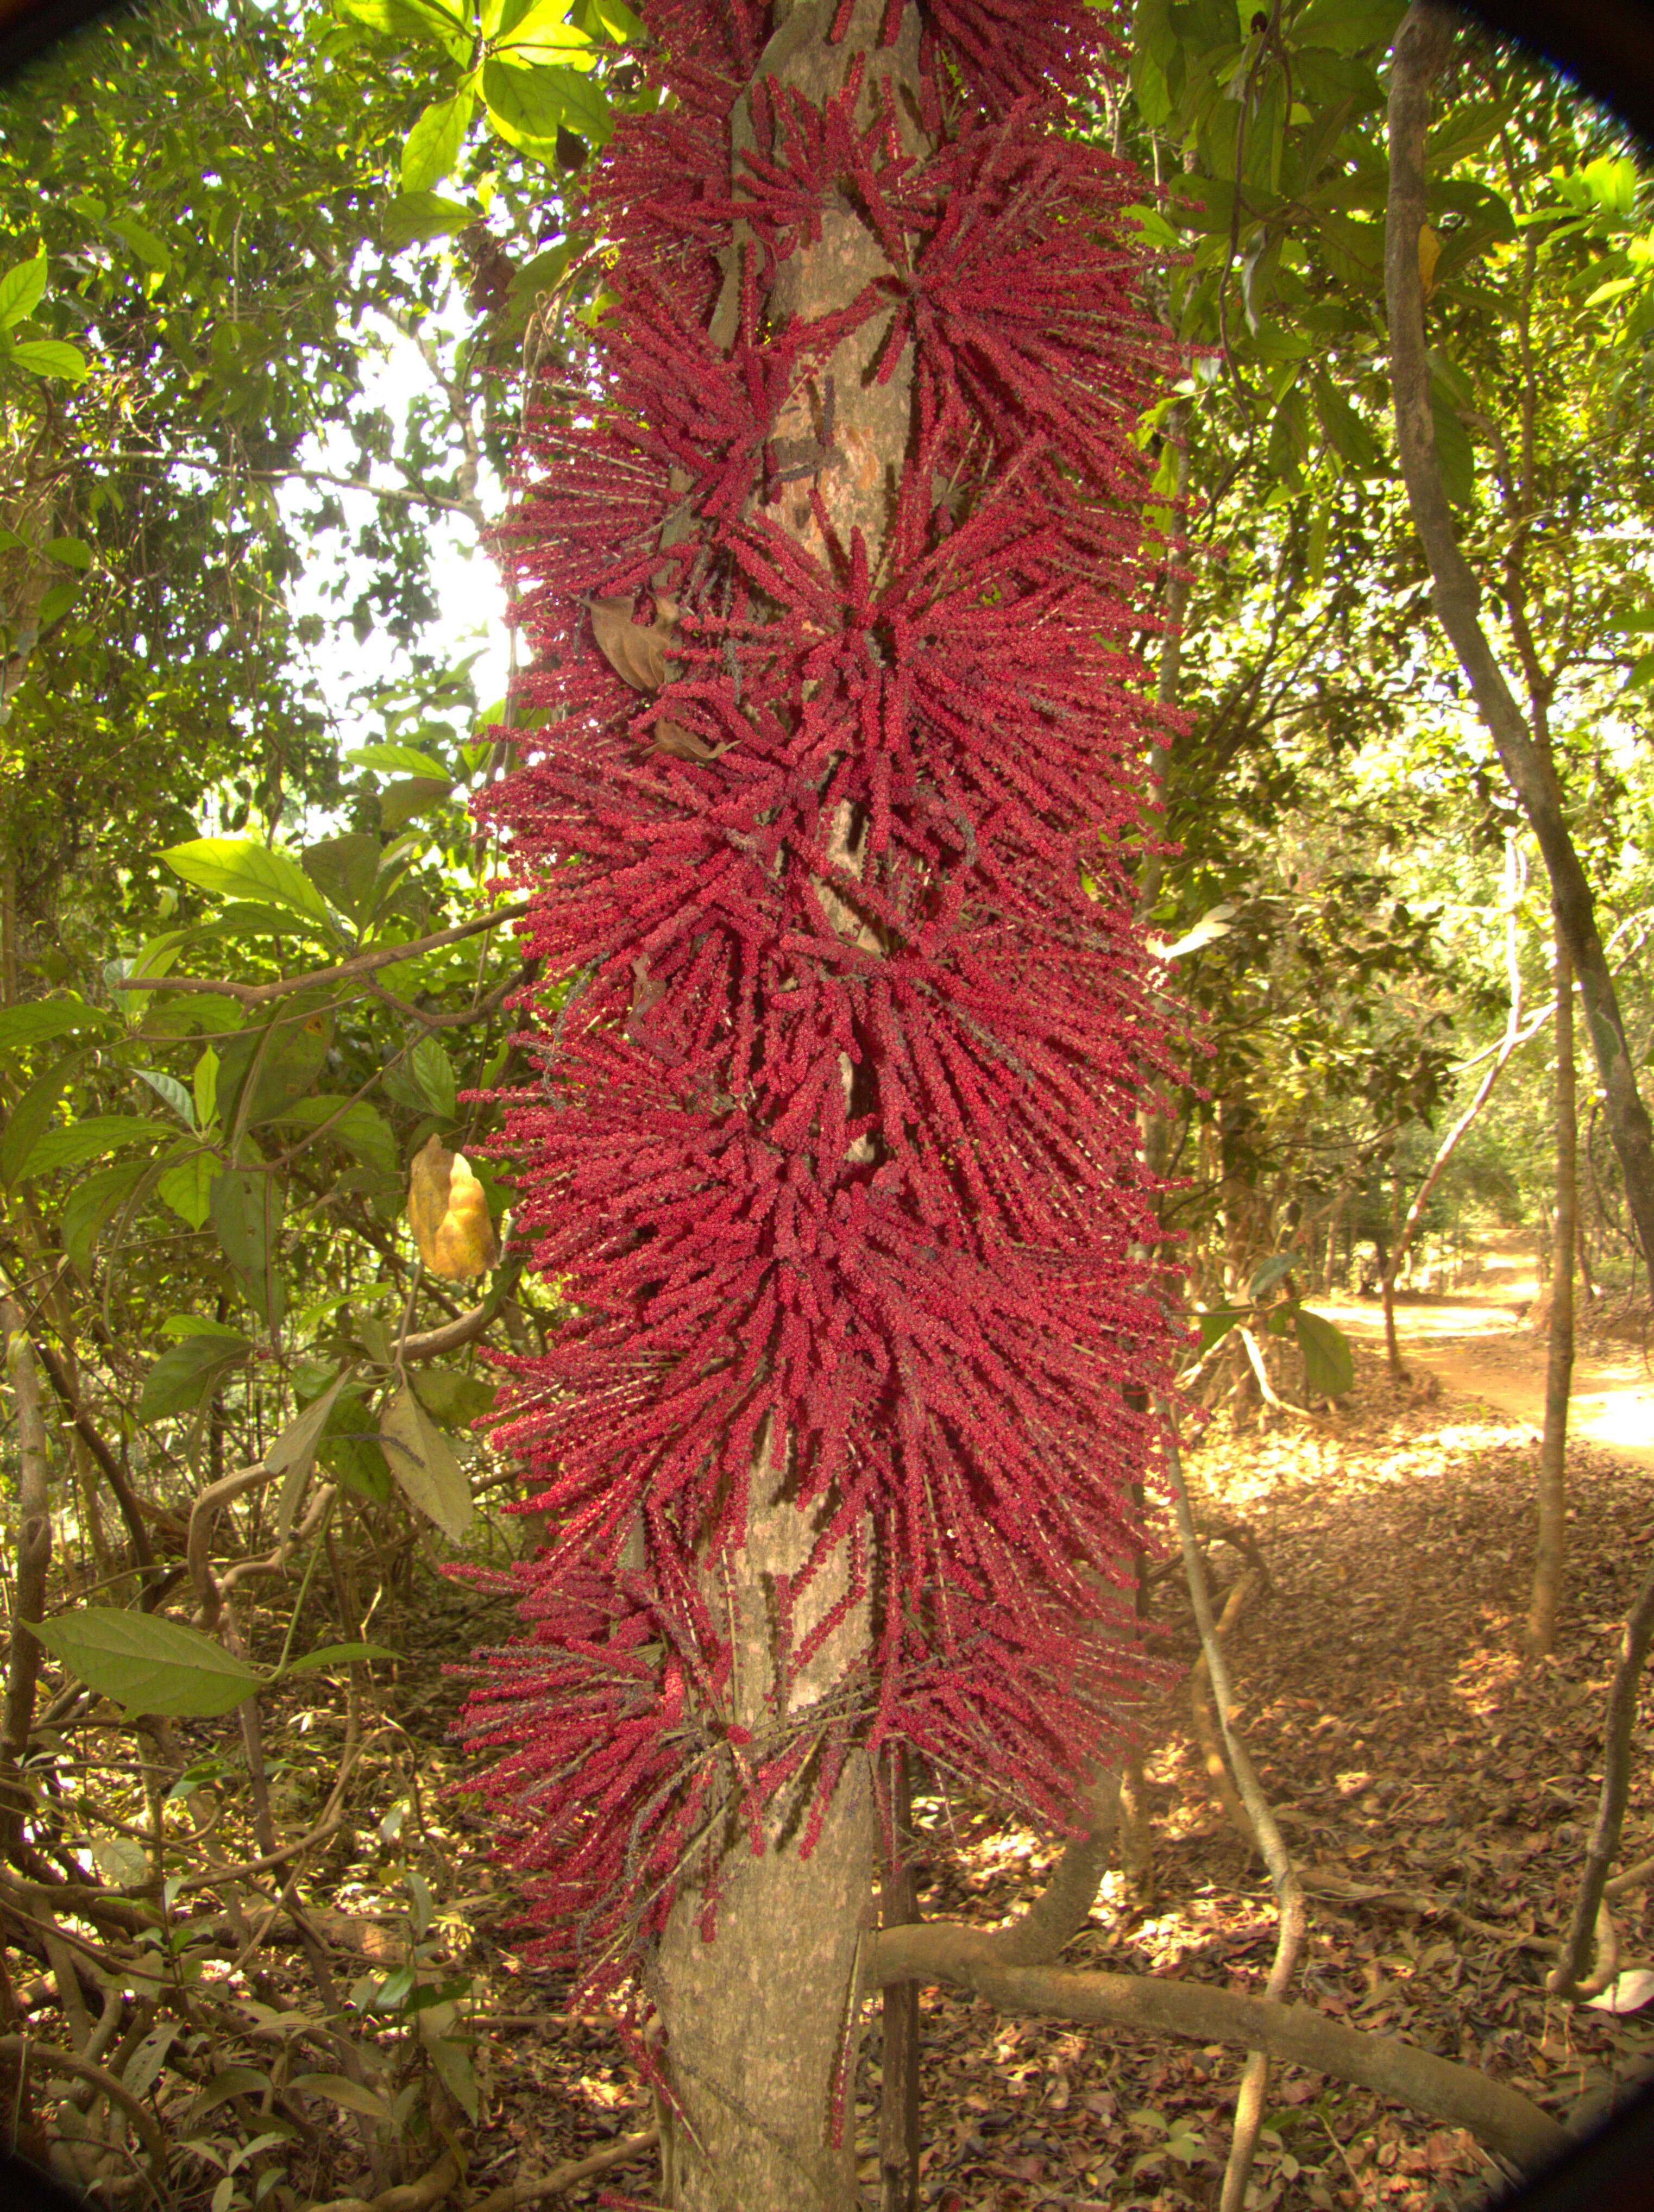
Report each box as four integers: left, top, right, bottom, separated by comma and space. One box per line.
1385, 0, 1654, 1278
108, 904, 531, 1008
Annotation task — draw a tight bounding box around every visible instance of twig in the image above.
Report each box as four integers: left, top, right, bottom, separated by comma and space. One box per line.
1165, 1413, 1306, 2212
1549, 1550, 1654, 1998
0, 2035, 167, 2173
463, 2125, 662, 2211
108, 904, 530, 1007
300, 2147, 462, 2212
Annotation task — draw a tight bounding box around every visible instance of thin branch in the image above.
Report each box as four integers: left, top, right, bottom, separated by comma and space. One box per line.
108, 903, 531, 1007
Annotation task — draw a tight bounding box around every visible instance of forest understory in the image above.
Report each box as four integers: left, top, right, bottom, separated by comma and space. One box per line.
131, 1318, 1645, 2212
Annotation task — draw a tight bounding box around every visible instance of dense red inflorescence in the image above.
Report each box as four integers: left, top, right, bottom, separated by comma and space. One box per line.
460, 0, 1179, 1994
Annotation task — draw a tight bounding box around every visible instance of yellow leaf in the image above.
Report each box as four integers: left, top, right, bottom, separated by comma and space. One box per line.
407, 1134, 498, 1281
1418, 223, 1441, 299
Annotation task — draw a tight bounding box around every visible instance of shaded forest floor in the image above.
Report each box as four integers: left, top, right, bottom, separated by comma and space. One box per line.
318, 1332, 1654, 2212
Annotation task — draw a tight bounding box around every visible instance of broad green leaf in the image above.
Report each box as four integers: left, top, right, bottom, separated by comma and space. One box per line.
345, 741, 451, 779
1196, 1305, 1246, 1353
157, 1147, 219, 1230
401, 88, 477, 194
17, 1116, 171, 1179
107, 216, 172, 274
417, 2008, 479, 2120
193, 1046, 220, 1131
158, 1315, 249, 1342
382, 192, 475, 248
26, 1608, 259, 1718
0, 248, 47, 330
379, 1385, 474, 1542
334, 0, 473, 62
1312, 375, 1381, 475
482, 53, 570, 143
1430, 384, 1476, 511
269, 1369, 352, 1542
43, 535, 93, 569
9, 338, 89, 382
410, 1364, 496, 1427
291, 2072, 393, 2122
318, 1386, 393, 1505
302, 832, 382, 923
283, 1641, 399, 1675
0, 1000, 108, 1052
1247, 1253, 1297, 1300
162, 838, 330, 924
2, 1046, 84, 1184
494, 0, 595, 66
217, 1011, 332, 1128
277, 1096, 400, 1179
210, 1168, 285, 1324
379, 776, 453, 831
410, 1034, 458, 1120
62, 1159, 150, 1275
1294, 1308, 1356, 1399
134, 1067, 195, 1127
137, 1331, 253, 1421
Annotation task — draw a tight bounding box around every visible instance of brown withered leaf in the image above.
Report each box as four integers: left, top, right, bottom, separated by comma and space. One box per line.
407, 1133, 499, 1281
652, 719, 727, 762
588, 593, 677, 692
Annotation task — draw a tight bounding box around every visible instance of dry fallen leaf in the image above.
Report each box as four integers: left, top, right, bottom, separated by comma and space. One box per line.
407, 1133, 499, 1281
588, 593, 676, 692
652, 719, 726, 761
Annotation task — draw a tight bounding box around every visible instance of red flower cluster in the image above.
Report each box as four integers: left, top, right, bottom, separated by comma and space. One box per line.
461, 0, 1179, 1990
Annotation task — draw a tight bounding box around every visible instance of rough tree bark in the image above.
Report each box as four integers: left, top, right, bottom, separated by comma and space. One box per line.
647, 14, 922, 2205
1385, 0, 1654, 1281
0, 1297, 52, 1861
1526, 928, 1575, 1657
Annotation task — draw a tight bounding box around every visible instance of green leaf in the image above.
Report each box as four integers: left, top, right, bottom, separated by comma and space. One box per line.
401, 87, 477, 194
318, 1386, 393, 1504
291, 2072, 393, 2122
158, 1315, 249, 1342
0, 248, 47, 330
1247, 1253, 1297, 1300
1294, 1308, 1355, 1398
382, 192, 476, 248
1312, 374, 1381, 475
27, 1608, 259, 1718
209, 1168, 285, 1324
482, 53, 570, 142
346, 741, 452, 779
302, 833, 382, 924
9, 338, 89, 382
0, 1000, 107, 1053
269, 1369, 351, 1541
1429, 383, 1476, 511
379, 1385, 474, 1542
217, 1011, 332, 1128
379, 776, 454, 831
17, 1116, 171, 1179
193, 1046, 220, 1131
107, 216, 172, 274
410, 1364, 496, 1426
137, 1331, 254, 1421
283, 1641, 399, 1675
162, 838, 331, 924
493, 0, 595, 65
1197, 1305, 1247, 1353
43, 535, 93, 569
2, 1047, 83, 1185
35, 581, 80, 629
410, 1034, 458, 1120
157, 1147, 220, 1230
134, 1067, 195, 1127
62, 1159, 150, 1275
276, 1096, 400, 1179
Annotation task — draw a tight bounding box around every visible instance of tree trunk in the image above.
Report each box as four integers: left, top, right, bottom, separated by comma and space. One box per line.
1385, 1, 1654, 1284
1526, 929, 1575, 1657
650, 9, 925, 2204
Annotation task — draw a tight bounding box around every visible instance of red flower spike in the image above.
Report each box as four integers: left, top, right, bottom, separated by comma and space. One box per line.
458, 0, 1183, 1997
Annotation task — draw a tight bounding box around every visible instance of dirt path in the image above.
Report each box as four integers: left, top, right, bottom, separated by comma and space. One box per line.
1309, 1291, 1654, 1472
